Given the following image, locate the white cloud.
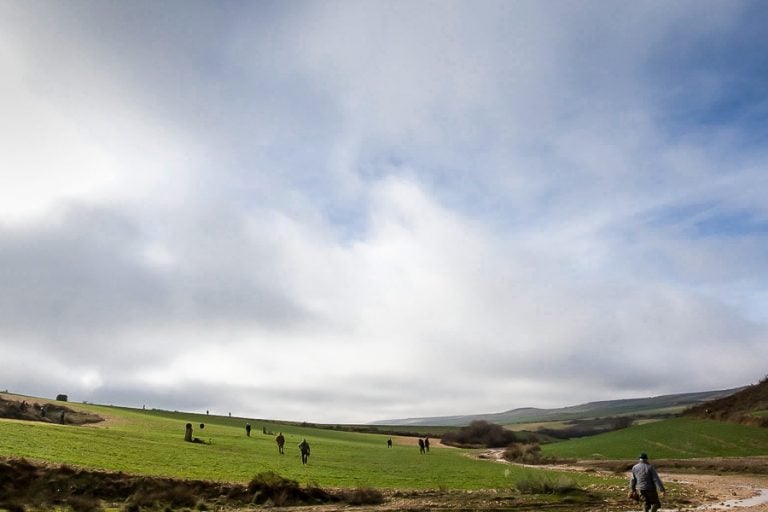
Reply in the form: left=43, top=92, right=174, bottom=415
left=0, top=1, right=766, bottom=423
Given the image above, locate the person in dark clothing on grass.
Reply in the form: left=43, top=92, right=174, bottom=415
left=298, top=439, right=310, bottom=464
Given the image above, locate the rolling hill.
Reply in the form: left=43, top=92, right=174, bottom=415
left=372, top=388, right=742, bottom=426
left=686, top=376, right=768, bottom=426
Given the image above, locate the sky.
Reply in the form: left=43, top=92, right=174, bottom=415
left=1, top=1, right=767, bottom=424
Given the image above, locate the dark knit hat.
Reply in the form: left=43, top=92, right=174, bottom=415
left=639, top=452, right=648, bottom=460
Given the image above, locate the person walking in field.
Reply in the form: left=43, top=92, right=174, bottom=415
left=424, top=436, right=430, bottom=452
left=630, top=452, right=665, bottom=512
left=418, top=438, right=425, bottom=454
left=245, top=423, right=251, bottom=437
left=276, top=432, right=285, bottom=454
left=298, top=438, right=310, bottom=464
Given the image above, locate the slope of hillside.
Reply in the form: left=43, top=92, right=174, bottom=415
left=373, top=388, right=742, bottom=426
left=686, top=376, right=768, bottom=426
left=541, top=417, right=768, bottom=460
left=0, top=395, right=103, bottom=425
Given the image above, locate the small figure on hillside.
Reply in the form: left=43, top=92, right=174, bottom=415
left=424, top=436, right=430, bottom=452
left=298, top=438, right=310, bottom=464
left=60, top=410, right=66, bottom=424
left=387, top=438, right=392, bottom=448
left=276, top=432, right=285, bottom=454
left=40, top=405, right=47, bottom=418
left=246, top=423, right=252, bottom=437
left=418, top=438, right=425, bottom=454
left=629, top=452, right=666, bottom=512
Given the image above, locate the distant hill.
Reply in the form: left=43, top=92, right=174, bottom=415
left=371, top=388, right=743, bottom=427
left=686, top=376, right=768, bottom=426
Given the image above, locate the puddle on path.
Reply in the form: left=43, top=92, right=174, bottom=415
left=695, top=488, right=768, bottom=510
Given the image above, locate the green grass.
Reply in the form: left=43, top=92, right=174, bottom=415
left=5, top=399, right=763, bottom=491
left=541, top=417, right=768, bottom=460
left=505, top=421, right=571, bottom=431
left=0, top=400, right=609, bottom=490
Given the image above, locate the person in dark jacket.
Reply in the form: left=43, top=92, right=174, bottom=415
left=630, top=452, right=665, bottom=512
left=298, top=439, right=310, bottom=464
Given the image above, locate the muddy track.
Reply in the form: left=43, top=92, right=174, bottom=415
left=477, top=449, right=768, bottom=511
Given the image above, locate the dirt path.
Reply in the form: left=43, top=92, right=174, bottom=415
left=477, top=449, right=768, bottom=511
left=669, top=473, right=768, bottom=511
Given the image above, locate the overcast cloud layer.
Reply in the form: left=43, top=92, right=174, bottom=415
left=1, top=1, right=767, bottom=423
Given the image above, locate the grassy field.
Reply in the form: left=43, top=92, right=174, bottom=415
left=504, top=420, right=571, bottom=432
left=0, top=396, right=609, bottom=490
left=4, top=393, right=766, bottom=494
left=541, top=417, right=768, bottom=460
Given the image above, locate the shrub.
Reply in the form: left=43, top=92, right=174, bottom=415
left=0, top=501, right=25, bottom=512
left=338, top=488, right=385, bottom=505
left=125, top=484, right=197, bottom=509
left=65, top=495, right=102, bottom=512
left=441, top=420, right=517, bottom=448
left=247, top=471, right=299, bottom=493
left=515, top=472, right=579, bottom=495
left=504, top=442, right=543, bottom=463
left=537, top=416, right=633, bottom=439
left=248, top=471, right=301, bottom=505
left=56, top=394, right=68, bottom=402
left=163, top=486, right=199, bottom=507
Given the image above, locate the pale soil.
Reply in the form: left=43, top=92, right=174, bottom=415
left=475, top=449, right=768, bottom=511
left=670, top=473, right=768, bottom=511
